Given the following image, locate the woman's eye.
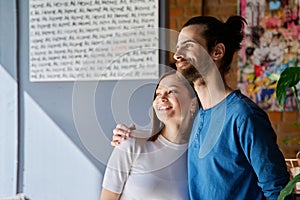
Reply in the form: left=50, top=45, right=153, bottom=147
left=168, top=90, right=176, bottom=95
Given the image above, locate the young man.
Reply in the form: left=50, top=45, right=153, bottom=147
left=112, top=16, right=291, bottom=199
left=174, top=15, right=290, bottom=200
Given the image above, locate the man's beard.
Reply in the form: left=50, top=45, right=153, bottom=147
left=176, top=63, right=205, bottom=86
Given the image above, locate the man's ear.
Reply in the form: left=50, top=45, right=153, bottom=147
left=211, top=43, right=225, bottom=61
left=190, top=97, right=198, bottom=111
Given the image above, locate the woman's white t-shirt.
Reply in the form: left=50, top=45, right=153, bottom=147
left=102, top=134, right=189, bottom=200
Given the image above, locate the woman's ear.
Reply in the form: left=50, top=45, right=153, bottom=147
left=211, top=43, right=225, bottom=61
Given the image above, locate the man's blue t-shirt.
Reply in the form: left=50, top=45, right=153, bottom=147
left=188, top=90, right=290, bottom=200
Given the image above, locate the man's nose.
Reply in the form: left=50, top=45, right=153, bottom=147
left=173, top=48, right=184, bottom=61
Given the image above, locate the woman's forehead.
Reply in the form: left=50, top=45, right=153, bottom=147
left=158, top=74, right=185, bottom=88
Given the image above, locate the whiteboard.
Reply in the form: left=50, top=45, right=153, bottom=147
left=29, top=0, right=159, bottom=82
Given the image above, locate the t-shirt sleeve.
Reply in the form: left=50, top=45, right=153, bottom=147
left=102, top=138, right=136, bottom=194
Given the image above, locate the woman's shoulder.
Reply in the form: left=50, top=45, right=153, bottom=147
left=116, top=129, right=152, bottom=152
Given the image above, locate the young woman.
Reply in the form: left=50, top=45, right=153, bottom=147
left=100, top=70, right=198, bottom=200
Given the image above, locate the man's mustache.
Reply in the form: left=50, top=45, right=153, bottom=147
left=170, top=62, right=177, bottom=70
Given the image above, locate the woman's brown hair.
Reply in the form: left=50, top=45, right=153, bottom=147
left=148, top=69, right=199, bottom=141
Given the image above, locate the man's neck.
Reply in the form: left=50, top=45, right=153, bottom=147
left=194, top=79, right=233, bottom=110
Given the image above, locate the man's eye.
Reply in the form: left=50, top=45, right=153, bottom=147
left=186, top=43, right=193, bottom=48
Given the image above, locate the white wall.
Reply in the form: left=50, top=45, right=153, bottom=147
left=0, top=65, right=18, bottom=195
left=0, top=0, right=18, bottom=196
